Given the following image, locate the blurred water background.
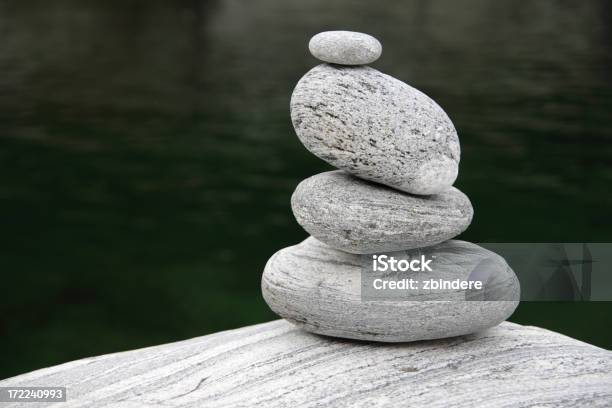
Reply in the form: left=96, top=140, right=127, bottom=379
left=1, top=0, right=611, bottom=378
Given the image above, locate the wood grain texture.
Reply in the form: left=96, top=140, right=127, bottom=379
left=2, top=320, right=611, bottom=407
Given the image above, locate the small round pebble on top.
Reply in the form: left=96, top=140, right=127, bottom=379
left=308, top=31, right=382, bottom=65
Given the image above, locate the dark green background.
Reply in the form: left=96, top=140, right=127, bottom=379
left=1, top=0, right=611, bottom=379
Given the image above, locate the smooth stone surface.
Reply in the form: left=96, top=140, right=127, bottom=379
left=291, top=171, right=473, bottom=254
left=262, top=237, right=520, bottom=342
left=3, top=320, right=611, bottom=407
left=291, top=64, right=460, bottom=195
left=308, top=30, right=382, bottom=65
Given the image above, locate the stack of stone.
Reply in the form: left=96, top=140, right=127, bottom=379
left=262, top=31, right=520, bottom=342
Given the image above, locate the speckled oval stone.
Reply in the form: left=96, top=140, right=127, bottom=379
left=308, top=31, right=382, bottom=65
left=291, top=64, right=460, bottom=195
left=262, top=237, right=520, bottom=342
left=291, top=171, right=473, bottom=254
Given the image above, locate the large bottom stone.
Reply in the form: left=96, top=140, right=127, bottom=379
left=262, top=237, right=520, bottom=342
left=4, top=320, right=611, bottom=407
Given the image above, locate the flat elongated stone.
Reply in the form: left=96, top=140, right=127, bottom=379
left=291, top=64, right=460, bottom=195
left=308, top=31, right=382, bottom=65
left=262, top=237, right=520, bottom=342
left=3, top=320, right=611, bottom=407
left=291, top=171, right=473, bottom=254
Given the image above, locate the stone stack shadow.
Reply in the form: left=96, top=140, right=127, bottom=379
left=262, top=31, right=520, bottom=342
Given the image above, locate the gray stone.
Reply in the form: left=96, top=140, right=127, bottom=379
left=291, top=64, right=460, bottom=195
left=262, top=237, right=520, bottom=342
left=291, top=170, right=473, bottom=254
left=308, top=30, right=382, bottom=65
left=3, top=320, right=611, bottom=407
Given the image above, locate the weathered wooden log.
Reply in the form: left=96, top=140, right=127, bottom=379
left=2, top=320, right=611, bottom=407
